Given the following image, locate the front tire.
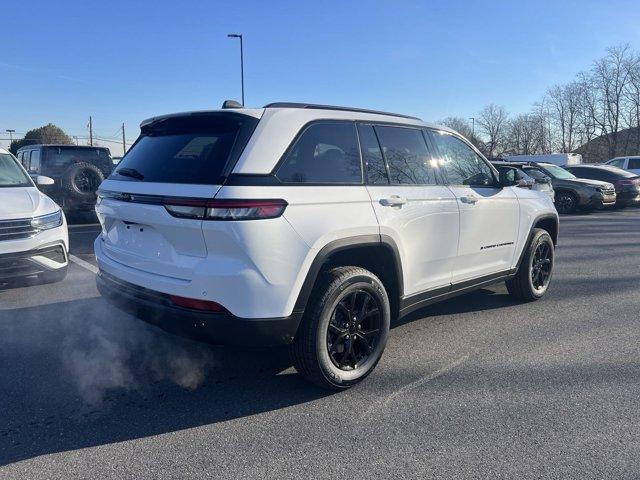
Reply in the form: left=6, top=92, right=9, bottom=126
left=291, top=266, right=390, bottom=390
left=506, top=229, right=554, bottom=301
left=555, top=191, right=578, bottom=214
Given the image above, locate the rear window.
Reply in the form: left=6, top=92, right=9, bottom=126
left=110, top=113, right=258, bottom=184
left=45, top=147, right=111, bottom=167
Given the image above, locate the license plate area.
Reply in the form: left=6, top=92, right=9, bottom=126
left=105, top=220, right=173, bottom=260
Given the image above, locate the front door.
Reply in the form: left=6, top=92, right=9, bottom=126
left=427, top=129, right=520, bottom=283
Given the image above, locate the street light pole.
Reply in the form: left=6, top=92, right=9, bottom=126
left=5, top=129, right=15, bottom=143
left=469, top=117, right=475, bottom=136
left=227, top=33, right=244, bottom=106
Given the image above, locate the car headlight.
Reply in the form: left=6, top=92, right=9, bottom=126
left=31, top=209, right=63, bottom=232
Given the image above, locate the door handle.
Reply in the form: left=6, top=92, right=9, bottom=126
left=380, top=195, right=407, bottom=207
left=460, top=195, right=479, bottom=204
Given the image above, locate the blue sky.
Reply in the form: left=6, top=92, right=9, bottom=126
left=2, top=0, right=640, bottom=155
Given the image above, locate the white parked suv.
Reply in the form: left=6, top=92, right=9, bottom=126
left=95, top=103, right=559, bottom=389
left=0, top=147, right=68, bottom=285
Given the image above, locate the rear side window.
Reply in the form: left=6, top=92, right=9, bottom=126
left=609, top=158, right=626, bottom=168
left=30, top=149, right=41, bottom=172
left=276, top=122, right=362, bottom=184
left=629, top=158, right=640, bottom=169
left=430, top=130, right=495, bottom=187
left=374, top=126, right=437, bottom=185
left=357, top=124, right=388, bottom=185
left=111, top=113, right=258, bottom=184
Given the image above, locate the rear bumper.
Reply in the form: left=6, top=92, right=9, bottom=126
left=0, top=242, right=68, bottom=280
left=96, top=271, right=301, bottom=347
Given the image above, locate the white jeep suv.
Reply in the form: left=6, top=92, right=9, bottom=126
left=95, top=103, right=558, bottom=389
left=0, top=147, right=68, bottom=285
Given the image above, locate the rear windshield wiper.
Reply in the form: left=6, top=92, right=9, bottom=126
left=116, top=167, right=144, bottom=181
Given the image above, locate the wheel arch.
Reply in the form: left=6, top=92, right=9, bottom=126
left=293, top=235, right=403, bottom=320
left=514, top=213, right=559, bottom=270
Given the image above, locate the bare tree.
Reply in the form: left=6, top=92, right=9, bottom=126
left=477, top=104, right=508, bottom=158
left=589, top=44, right=636, bottom=158
left=504, top=113, right=545, bottom=155
left=624, top=52, right=640, bottom=152
left=439, top=117, right=483, bottom=149
left=546, top=82, right=581, bottom=152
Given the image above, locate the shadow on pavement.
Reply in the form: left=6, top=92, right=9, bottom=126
left=0, top=283, right=525, bottom=466
left=0, top=298, right=327, bottom=466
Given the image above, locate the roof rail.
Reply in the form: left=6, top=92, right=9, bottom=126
left=263, top=102, right=421, bottom=121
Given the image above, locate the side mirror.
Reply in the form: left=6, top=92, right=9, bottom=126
left=35, top=175, right=55, bottom=186
left=517, top=178, right=535, bottom=189
left=497, top=166, right=518, bottom=187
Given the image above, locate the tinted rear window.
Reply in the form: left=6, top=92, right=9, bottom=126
left=45, top=147, right=110, bottom=167
left=110, top=113, right=258, bottom=184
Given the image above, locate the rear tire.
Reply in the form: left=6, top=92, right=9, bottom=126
left=290, top=266, right=390, bottom=390
left=506, top=229, right=554, bottom=301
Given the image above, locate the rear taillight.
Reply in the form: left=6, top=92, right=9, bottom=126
left=616, top=179, right=635, bottom=188
left=169, top=295, right=229, bottom=312
left=163, top=198, right=287, bottom=220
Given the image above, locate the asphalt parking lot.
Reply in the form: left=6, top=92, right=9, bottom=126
left=1, top=209, right=639, bottom=479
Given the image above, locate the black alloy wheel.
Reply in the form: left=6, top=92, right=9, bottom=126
left=530, top=241, right=552, bottom=292
left=555, top=192, right=577, bottom=214
left=326, top=289, right=382, bottom=371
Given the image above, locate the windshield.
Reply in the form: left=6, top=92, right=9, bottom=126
left=542, top=164, right=576, bottom=180
left=0, top=153, right=33, bottom=188
left=110, top=113, right=258, bottom=184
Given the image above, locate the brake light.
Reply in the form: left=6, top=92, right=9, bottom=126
left=169, top=295, right=229, bottom=312
left=163, top=198, right=287, bottom=220
left=616, top=179, right=635, bottom=188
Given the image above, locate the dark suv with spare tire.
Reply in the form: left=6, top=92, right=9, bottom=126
left=16, top=145, right=113, bottom=216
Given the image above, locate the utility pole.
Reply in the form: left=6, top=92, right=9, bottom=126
left=121, top=123, right=126, bottom=155
left=88, top=116, right=93, bottom=146
left=5, top=129, right=15, bottom=144
left=469, top=118, right=475, bottom=136
left=227, top=33, right=245, bottom=105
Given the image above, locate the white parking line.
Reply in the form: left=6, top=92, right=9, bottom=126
left=68, top=254, right=99, bottom=274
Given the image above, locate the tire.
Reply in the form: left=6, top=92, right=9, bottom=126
left=555, top=191, right=578, bottom=214
left=60, top=162, right=105, bottom=202
left=506, top=229, right=554, bottom=301
left=38, top=265, right=68, bottom=285
left=290, top=266, right=390, bottom=390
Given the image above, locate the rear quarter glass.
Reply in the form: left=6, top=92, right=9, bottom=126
left=110, top=112, right=259, bottom=185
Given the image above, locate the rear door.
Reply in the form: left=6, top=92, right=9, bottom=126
left=427, top=129, right=519, bottom=283
left=96, top=112, right=259, bottom=280
left=361, top=124, right=458, bottom=296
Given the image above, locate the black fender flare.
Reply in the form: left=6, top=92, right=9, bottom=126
left=514, top=213, right=559, bottom=271
left=292, top=234, right=403, bottom=314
